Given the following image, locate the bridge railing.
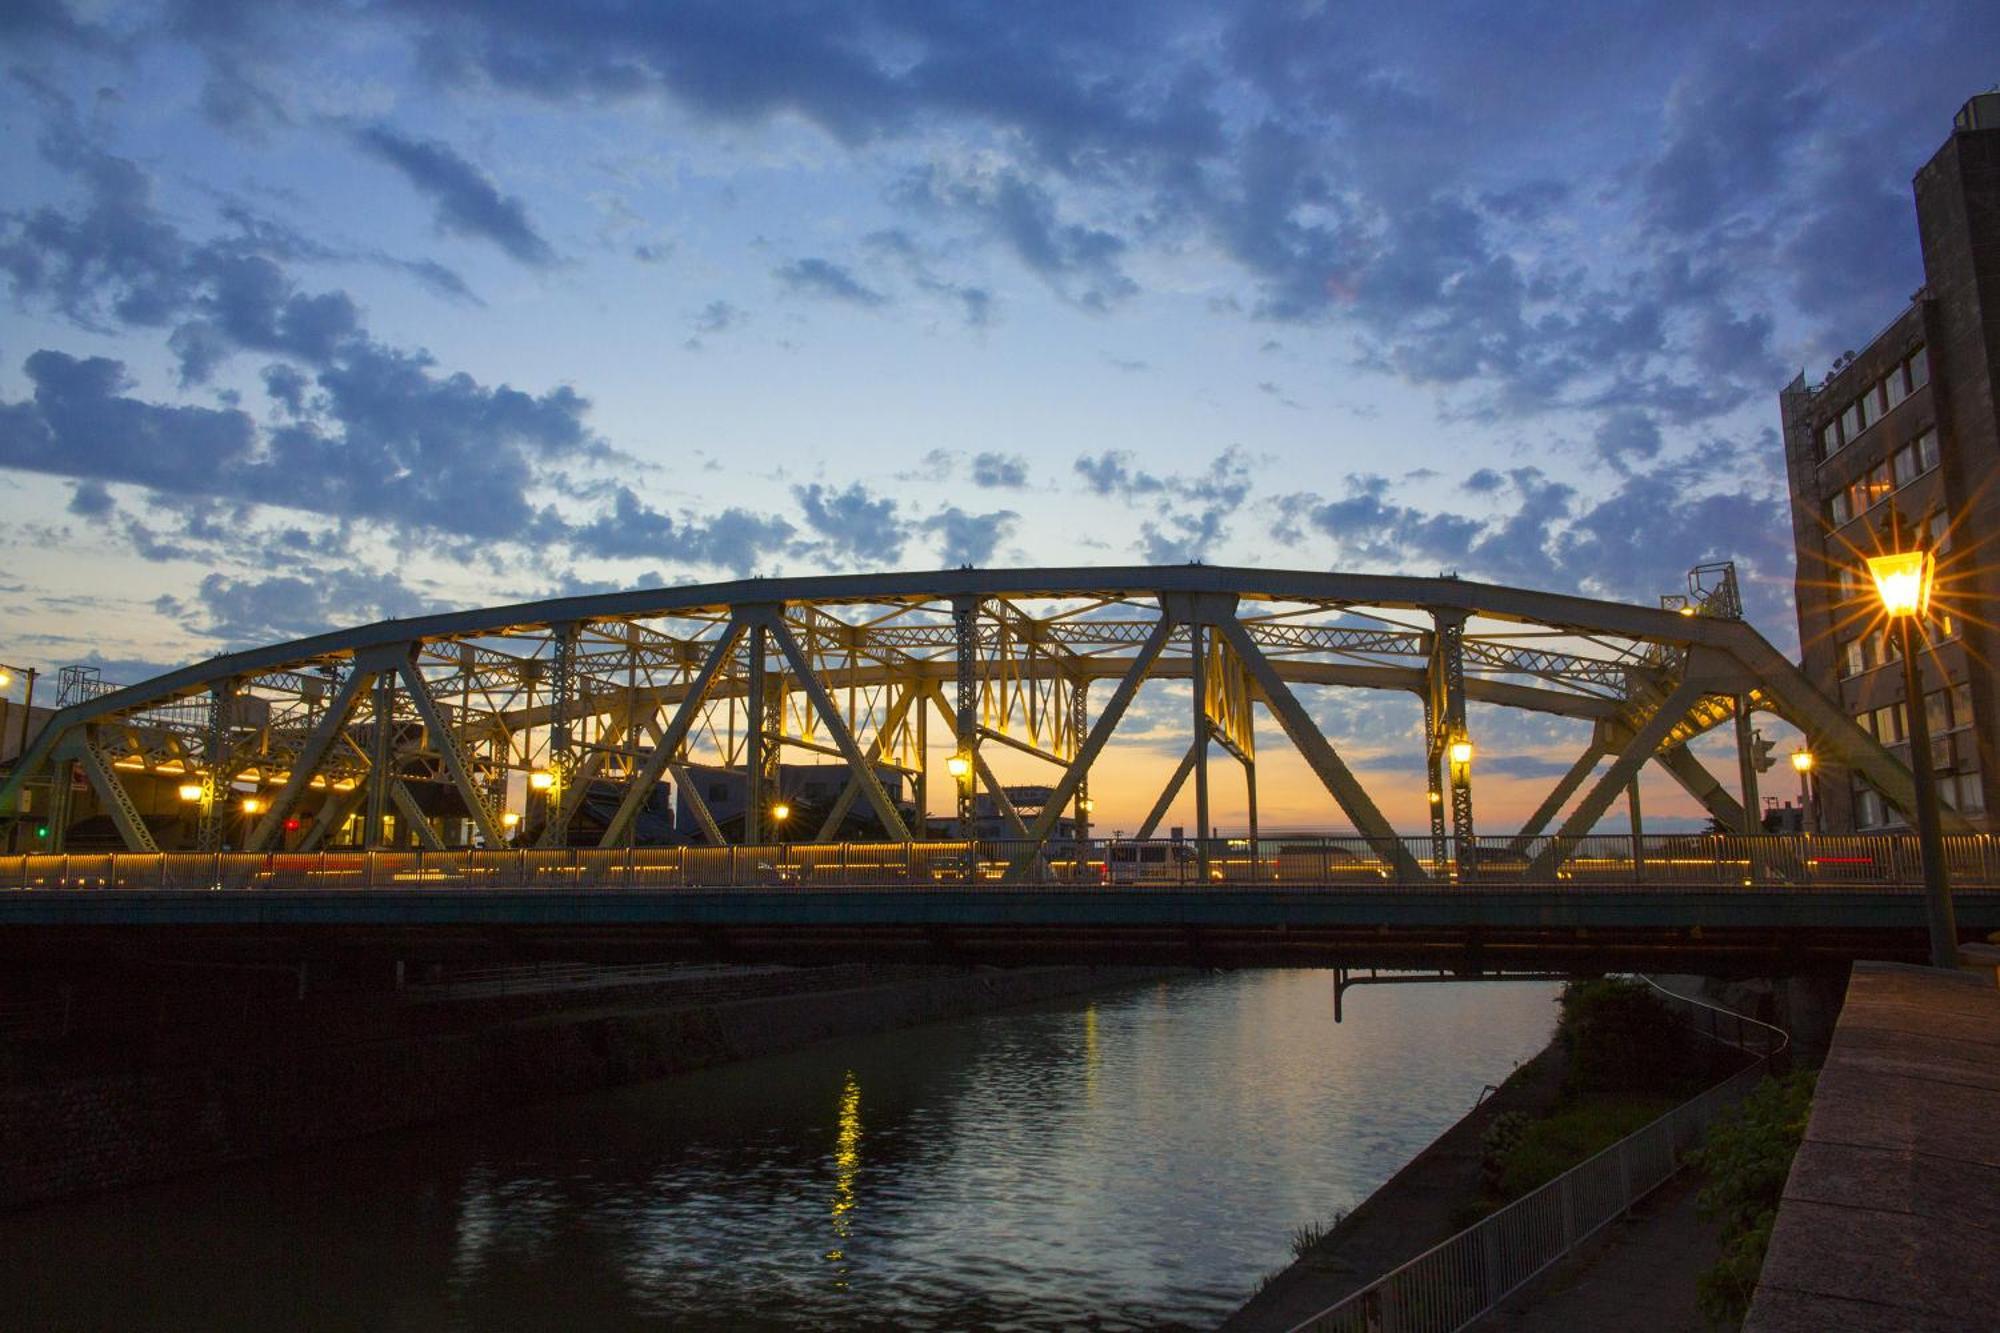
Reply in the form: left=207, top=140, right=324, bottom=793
left=1, top=833, right=1997, bottom=891
left=1284, top=978, right=1789, bottom=1333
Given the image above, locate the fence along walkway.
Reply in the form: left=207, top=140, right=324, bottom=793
left=1285, top=979, right=1789, bottom=1333
left=4, top=832, right=2000, bottom=891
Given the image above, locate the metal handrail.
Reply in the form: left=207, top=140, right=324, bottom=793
left=1284, top=980, right=1787, bottom=1333
left=0, top=832, right=1996, bottom=892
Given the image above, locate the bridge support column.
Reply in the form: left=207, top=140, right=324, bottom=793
left=197, top=682, right=234, bottom=853
left=1628, top=777, right=1644, bottom=882
left=1432, top=610, right=1475, bottom=880
left=953, top=596, right=979, bottom=839
left=1070, top=681, right=1090, bottom=859
left=745, top=623, right=767, bottom=845
left=363, top=671, right=397, bottom=849
left=1190, top=620, right=1211, bottom=880
left=1734, top=697, right=1762, bottom=835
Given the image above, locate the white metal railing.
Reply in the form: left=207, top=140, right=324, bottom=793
left=0, top=833, right=1995, bottom=892
left=1285, top=980, right=1788, bottom=1333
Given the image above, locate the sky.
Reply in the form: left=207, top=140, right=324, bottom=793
left=1, top=1, right=1994, bottom=830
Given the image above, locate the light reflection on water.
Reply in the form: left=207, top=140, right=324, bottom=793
left=0, top=970, right=1556, bottom=1331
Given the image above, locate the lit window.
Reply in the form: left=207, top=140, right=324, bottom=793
left=1873, top=703, right=1904, bottom=743
left=1855, top=709, right=1875, bottom=739
left=1909, top=347, right=1930, bottom=391
left=1865, top=462, right=1894, bottom=508
left=1916, top=428, right=1940, bottom=473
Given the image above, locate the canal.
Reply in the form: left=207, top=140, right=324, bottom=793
left=2, top=970, right=1557, bottom=1330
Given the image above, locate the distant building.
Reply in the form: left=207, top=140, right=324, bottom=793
left=971, top=784, right=1076, bottom=841
left=1779, top=93, right=2000, bottom=832
left=676, top=761, right=914, bottom=840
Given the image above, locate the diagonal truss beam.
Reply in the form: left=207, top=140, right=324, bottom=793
left=1136, top=740, right=1200, bottom=840
left=760, top=611, right=912, bottom=842
left=70, top=735, right=159, bottom=853
left=598, top=622, right=745, bottom=848
left=1215, top=615, right=1425, bottom=882
left=1653, top=743, right=1746, bottom=832
left=301, top=784, right=367, bottom=851
left=813, top=683, right=921, bottom=841
left=1505, top=743, right=1605, bottom=853
left=390, top=779, right=446, bottom=851
left=973, top=749, right=1031, bottom=838
left=1524, top=676, right=1707, bottom=880
left=537, top=695, right=643, bottom=849
left=669, top=762, right=724, bottom=845
left=1003, top=612, right=1175, bottom=881
left=396, top=653, right=505, bottom=850
left=247, top=654, right=388, bottom=852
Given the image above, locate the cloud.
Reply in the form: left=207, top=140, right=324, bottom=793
left=352, top=126, right=558, bottom=267
left=685, top=298, right=744, bottom=349
left=66, top=478, right=114, bottom=517
left=773, top=256, right=886, bottom=307
left=566, top=486, right=792, bottom=575
left=162, top=567, right=457, bottom=645
left=970, top=451, right=1029, bottom=488
left=792, top=481, right=906, bottom=563
left=924, top=506, right=1017, bottom=565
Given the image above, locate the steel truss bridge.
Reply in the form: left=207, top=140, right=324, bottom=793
left=1, top=565, right=1993, bottom=971
left=0, top=564, right=1973, bottom=873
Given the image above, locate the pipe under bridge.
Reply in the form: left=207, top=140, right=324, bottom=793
left=0, top=564, right=1968, bottom=884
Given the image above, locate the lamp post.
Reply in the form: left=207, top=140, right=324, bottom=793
left=1865, top=527, right=1957, bottom=968
left=1790, top=749, right=1814, bottom=835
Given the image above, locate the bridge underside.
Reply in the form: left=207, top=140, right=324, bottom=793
left=4, top=888, right=1992, bottom=977
left=0, top=564, right=1967, bottom=880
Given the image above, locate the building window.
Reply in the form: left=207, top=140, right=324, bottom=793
left=1841, top=638, right=1864, bottom=677
left=1916, top=427, right=1939, bottom=473
left=1864, top=461, right=1894, bottom=509
left=1951, top=682, right=1974, bottom=731
left=1928, top=509, right=1951, bottom=553
left=1908, top=346, right=1930, bottom=390
left=1884, top=361, right=1910, bottom=411
left=1893, top=443, right=1919, bottom=487
left=1829, top=490, right=1851, bottom=525
left=1854, top=786, right=1887, bottom=828
left=1872, top=702, right=1906, bottom=744
left=1955, top=772, right=1986, bottom=814
left=1855, top=709, right=1875, bottom=739
left=1842, top=400, right=1865, bottom=441
left=1927, top=689, right=1952, bottom=737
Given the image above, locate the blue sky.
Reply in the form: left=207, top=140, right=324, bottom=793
left=0, top=0, right=1993, bottom=687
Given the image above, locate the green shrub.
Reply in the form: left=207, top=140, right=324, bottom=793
left=1491, top=1095, right=1676, bottom=1200
left=1556, top=978, right=1699, bottom=1097
left=1688, top=1070, right=1816, bottom=1325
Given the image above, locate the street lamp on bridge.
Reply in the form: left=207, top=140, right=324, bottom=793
left=1865, top=517, right=1957, bottom=968
left=1790, top=748, right=1815, bottom=836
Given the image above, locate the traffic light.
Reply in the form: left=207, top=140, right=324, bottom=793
left=1751, top=730, right=1777, bottom=773
left=33, top=824, right=48, bottom=839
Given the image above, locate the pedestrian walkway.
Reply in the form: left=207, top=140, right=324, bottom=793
left=1746, top=961, right=2000, bottom=1330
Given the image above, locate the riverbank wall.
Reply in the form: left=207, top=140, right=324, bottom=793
left=0, top=963, right=1170, bottom=1211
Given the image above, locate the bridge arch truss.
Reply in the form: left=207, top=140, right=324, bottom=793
left=0, top=565, right=1961, bottom=878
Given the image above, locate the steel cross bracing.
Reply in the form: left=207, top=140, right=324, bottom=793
left=0, top=565, right=1968, bottom=866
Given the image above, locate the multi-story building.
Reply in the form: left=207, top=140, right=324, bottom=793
left=1780, top=92, right=2000, bottom=832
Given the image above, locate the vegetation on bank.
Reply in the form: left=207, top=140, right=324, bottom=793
left=1687, top=1069, right=1817, bottom=1325
left=1463, top=978, right=1722, bottom=1222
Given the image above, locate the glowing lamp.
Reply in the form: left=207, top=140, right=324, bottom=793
left=771, top=802, right=791, bottom=822
left=241, top=797, right=264, bottom=815
left=1078, top=797, right=1094, bottom=813
left=1790, top=749, right=1814, bottom=774
left=1678, top=605, right=1696, bottom=617
left=1866, top=549, right=1935, bottom=618
left=0, top=671, right=9, bottom=687
left=1448, top=740, right=1474, bottom=766
left=528, top=769, right=556, bottom=791
left=501, top=811, right=521, bottom=829
left=178, top=782, right=204, bottom=802
left=945, top=754, right=971, bottom=780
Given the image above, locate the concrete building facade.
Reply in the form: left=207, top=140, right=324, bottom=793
left=1780, top=93, right=2000, bottom=832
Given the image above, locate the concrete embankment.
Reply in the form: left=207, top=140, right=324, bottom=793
left=0, top=963, right=1170, bottom=1210
left=1222, top=1042, right=1570, bottom=1332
